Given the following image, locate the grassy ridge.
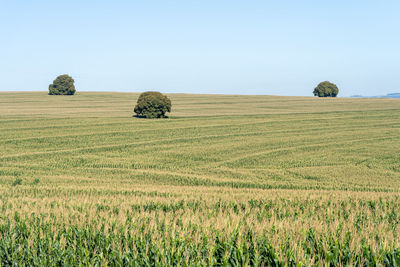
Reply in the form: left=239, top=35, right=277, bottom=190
left=0, top=92, right=400, bottom=265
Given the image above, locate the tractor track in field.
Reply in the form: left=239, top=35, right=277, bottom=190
left=202, top=135, right=400, bottom=168
left=1, top=129, right=399, bottom=163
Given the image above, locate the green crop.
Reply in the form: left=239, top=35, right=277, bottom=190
left=0, top=92, right=400, bottom=265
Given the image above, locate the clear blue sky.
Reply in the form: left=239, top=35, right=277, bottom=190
left=1, top=1, right=399, bottom=96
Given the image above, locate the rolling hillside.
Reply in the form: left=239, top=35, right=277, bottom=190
left=1, top=92, right=400, bottom=265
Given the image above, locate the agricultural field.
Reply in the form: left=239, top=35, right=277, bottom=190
left=0, top=92, right=400, bottom=265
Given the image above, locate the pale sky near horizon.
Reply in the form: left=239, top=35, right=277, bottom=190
left=1, top=1, right=399, bottom=96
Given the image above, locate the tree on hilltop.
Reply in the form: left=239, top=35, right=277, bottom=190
left=313, top=81, right=338, bottom=97
left=49, top=74, right=76, bottom=95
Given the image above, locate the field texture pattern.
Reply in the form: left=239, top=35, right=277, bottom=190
left=0, top=92, right=400, bottom=266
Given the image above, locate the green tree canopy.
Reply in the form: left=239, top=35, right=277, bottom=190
left=313, top=81, right=339, bottom=97
left=48, top=75, right=76, bottom=95
left=134, top=91, right=172, bottom=118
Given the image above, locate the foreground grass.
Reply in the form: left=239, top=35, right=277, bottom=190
left=0, top=92, right=400, bottom=265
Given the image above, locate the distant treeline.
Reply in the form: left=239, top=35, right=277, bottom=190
left=351, top=93, right=400, bottom=98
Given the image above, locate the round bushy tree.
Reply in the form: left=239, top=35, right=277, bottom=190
left=134, top=91, right=172, bottom=118
left=48, top=74, right=76, bottom=95
left=313, top=81, right=338, bottom=97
